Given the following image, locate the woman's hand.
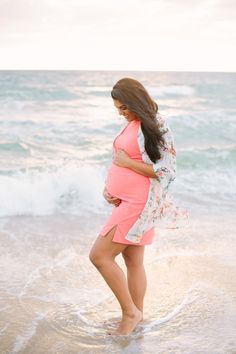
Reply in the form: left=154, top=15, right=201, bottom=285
left=103, top=186, right=121, bottom=207
left=113, top=149, right=132, bottom=168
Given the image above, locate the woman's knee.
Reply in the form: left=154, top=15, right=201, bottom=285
left=122, top=250, right=144, bottom=268
left=89, top=248, right=102, bottom=267
left=89, top=247, right=114, bottom=269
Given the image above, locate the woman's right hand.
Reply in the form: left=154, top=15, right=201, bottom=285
left=103, top=186, right=121, bottom=207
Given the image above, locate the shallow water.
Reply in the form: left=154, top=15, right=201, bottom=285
left=0, top=213, right=236, bottom=353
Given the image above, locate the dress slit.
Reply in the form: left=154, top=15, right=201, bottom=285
left=100, top=224, right=118, bottom=241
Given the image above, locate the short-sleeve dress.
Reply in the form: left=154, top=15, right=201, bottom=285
left=99, top=119, right=155, bottom=245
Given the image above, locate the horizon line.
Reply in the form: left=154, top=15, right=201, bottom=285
left=0, top=69, right=235, bottom=74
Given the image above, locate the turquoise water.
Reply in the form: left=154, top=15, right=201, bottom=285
left=0, top=70, right=235, bottom=217
left=0, top=71, right=236, bottom=353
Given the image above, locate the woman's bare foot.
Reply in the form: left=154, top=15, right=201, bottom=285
left=108, top=307, right=142, bottom=335
left=103, top=313, right=144, bottom=328
left=115, top=313, right=144, bottom=325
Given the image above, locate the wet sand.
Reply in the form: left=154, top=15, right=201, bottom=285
left=0, top=213, right=236, bottom=353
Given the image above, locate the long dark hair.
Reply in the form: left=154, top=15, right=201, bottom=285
left=111, top=77, right=167, bottom=163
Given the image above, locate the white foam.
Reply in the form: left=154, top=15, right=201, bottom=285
left=140, top=292, right=197, bottom=334
left=148, top=85, right=195, bottom=97
left=0, top=163, right=106, bottom=217
left=12, top=312, right=47, bottom=353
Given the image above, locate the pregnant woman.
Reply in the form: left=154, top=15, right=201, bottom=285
left=89, top=77, right=177, bottom=335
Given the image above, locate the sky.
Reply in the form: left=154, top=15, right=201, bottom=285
left=0, top=0, right=235, bottom=71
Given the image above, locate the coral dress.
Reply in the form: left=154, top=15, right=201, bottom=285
left=99, top=119, right=154, bottom=245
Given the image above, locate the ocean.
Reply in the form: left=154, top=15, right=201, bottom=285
left=0, top=70, right=235, bottom=353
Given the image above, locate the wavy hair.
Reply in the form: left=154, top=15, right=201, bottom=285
left=111, top=77, right=166, bottom=163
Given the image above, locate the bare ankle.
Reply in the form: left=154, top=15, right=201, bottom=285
left=123, top=311, right=135, bottom=318
left=122, top=305, right=141, bottom=318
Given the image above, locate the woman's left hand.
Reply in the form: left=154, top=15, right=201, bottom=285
left=113, top=149, right=132, bottom=168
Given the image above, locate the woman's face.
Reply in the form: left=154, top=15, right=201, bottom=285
left=113, top=99, right=138, bottom=122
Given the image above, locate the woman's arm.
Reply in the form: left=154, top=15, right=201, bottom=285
left=128, top=159, right=156, bottom=178
left=113, top=149, right=157, bottom=178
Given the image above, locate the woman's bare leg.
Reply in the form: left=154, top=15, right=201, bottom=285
left=122, top=245, right=146, bottom=314
left=89, top=226, right=142, bottom=335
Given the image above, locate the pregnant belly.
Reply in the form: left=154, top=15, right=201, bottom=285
left=106, top=163, right=150, bottom=202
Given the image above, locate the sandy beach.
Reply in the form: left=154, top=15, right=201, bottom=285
left=0, top=212, right=236, bottom=353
